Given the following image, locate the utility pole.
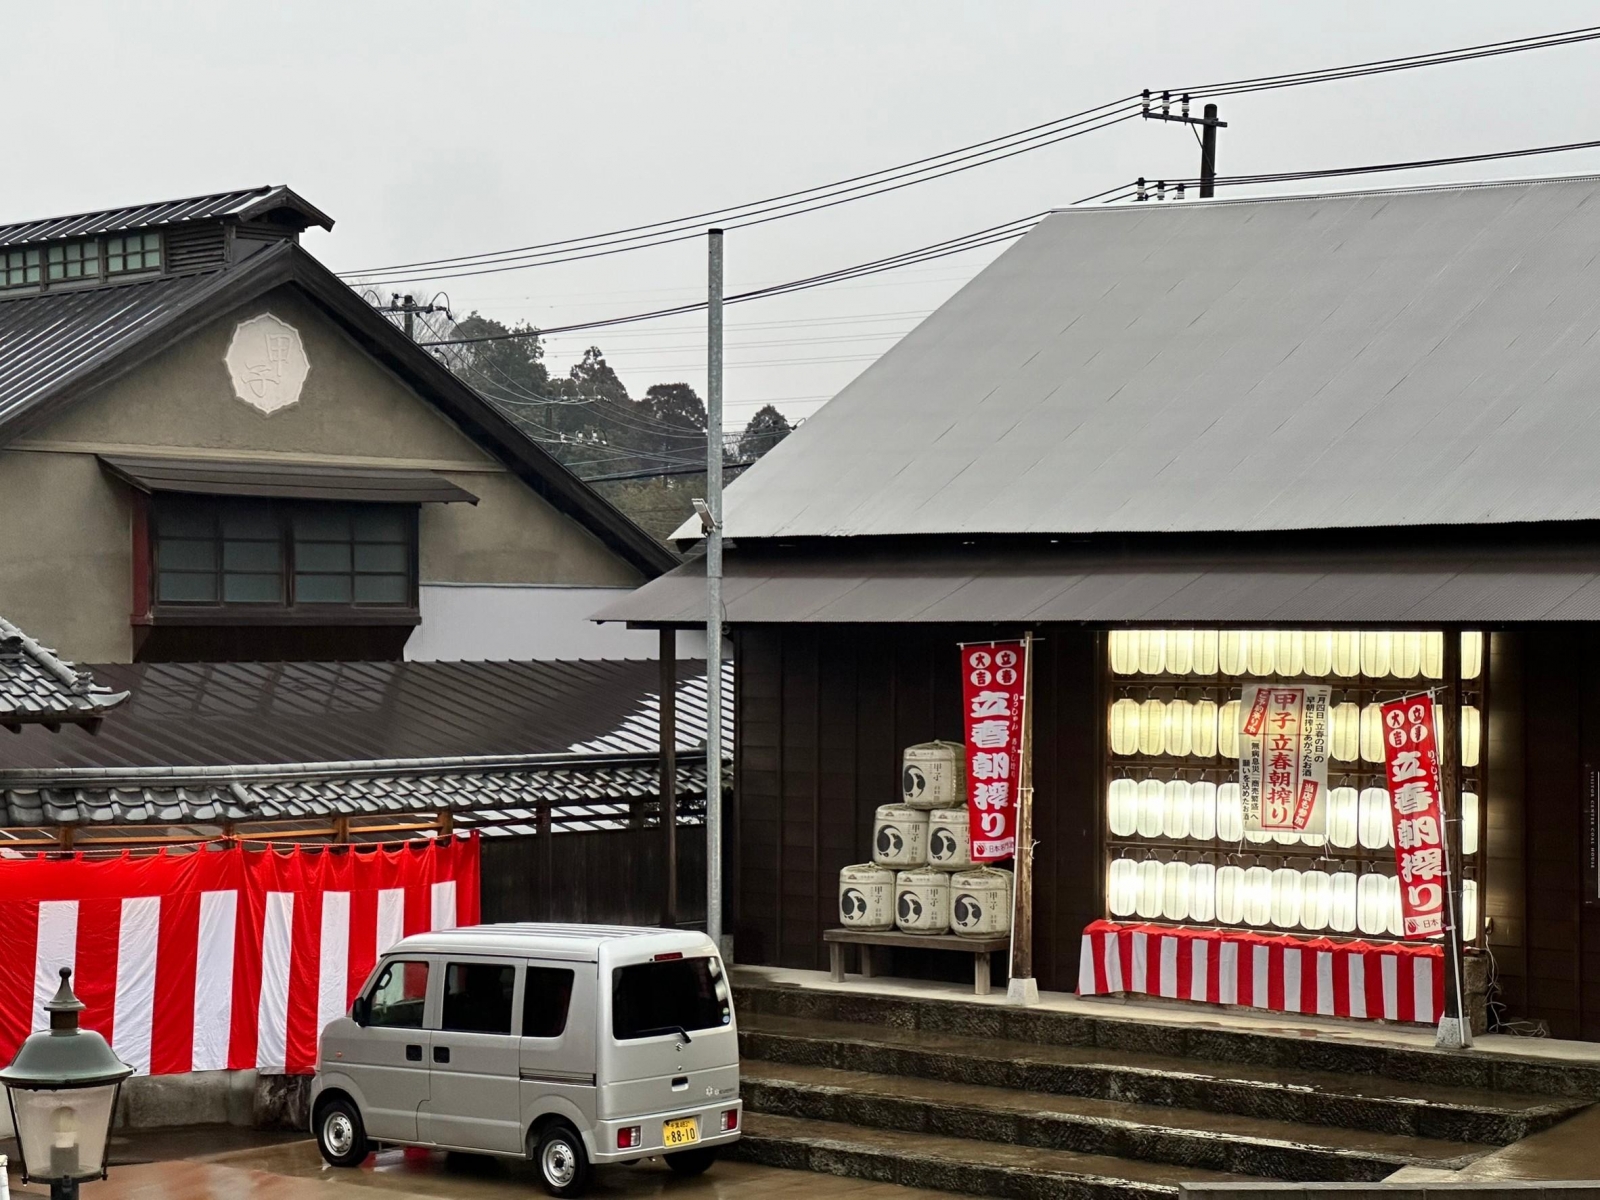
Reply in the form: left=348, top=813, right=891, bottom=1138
left=1140, top=91, right=1228, bottom=198
left=704, top=228, right=727, bottom=957
left=377, top=293, right=450, bottom=339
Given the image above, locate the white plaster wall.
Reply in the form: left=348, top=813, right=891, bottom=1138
left=407, top=583, right=707, bottom=661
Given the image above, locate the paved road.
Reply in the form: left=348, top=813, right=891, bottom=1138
left=7, top=1137, right=954, bottom=1199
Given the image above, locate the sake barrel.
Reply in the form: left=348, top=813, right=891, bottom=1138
left=949, top=867, right=1013, bottom=937
left=872, top=804, right=928, bottom=868
left=926, top=808, right=973, bottom=870
left=894, top=868, right=950, bottom=934
left=838, top=864, right=895, bottom=931
left=901, top=740, right=967, bottom=810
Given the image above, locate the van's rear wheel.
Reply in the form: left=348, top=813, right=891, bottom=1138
left=316, top=1097, right=369, bottom=1168
left=534, top=1122, right=592, bottom=1197
left=665, top=1146, right=718, bottom=1176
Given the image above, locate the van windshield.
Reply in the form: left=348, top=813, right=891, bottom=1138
left=611, top=957, right=730, bottom=1041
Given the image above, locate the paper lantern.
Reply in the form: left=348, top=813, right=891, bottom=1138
left=1165, top=630, right=1195, bottom=676
left=1217, top=783, right=1243, bottom=841
left=1421, top=632, right=1445, bottom=680
left=1108, top=857, right=1139, bottom=917
left=1109, top=631, right=1137, bottom=675
left=1188, top=861, right=1217, bottom=922
left=1331, top=632, right=1362, bottom=678
left=1357, top=872, right=1389, bottom=936
left=1391, top=632, right=1423, bottom=679
left=1273, top=631, right=1305, bottom=678
left=1215, top=864, right=1246, bottom=924
left=1243, top=866, right=1274, bottom=926
left=1462, top=632, right=1484, bottom=681
left=1191, top=700, right=1219, bottom=757
left=1327, top=787, right=1358, bottom=848
left=1300, top=870, right=1332, bottom=931
left=1193, top=630, right=1220, bottom=675
left=1161, top=860, right=1192, bottom=921
left=1219, top=701, right=1242, bottom=758
left=1163, top=700, right=1194, bottom=757
left=1271, top=830, right=1300, bottom=847
left=1462, top=791, right=1479, bottom=856
left=1136, top=779, right=1165, bottom=838
left=1330, top=702, right=1361, bottom=762
left=1107, top=778, right=1138, bottom=837
left=1244, top=826, right=1272, bottom=845
left=1303, top=631, right=1334, bottom=677
left=1135, top=859, right=1163, bottom=919
left=1270, top=867, right=1303, bottom=929
left=1109, top=699, right=1141, bottom=756
left=1359, top=787, right=1394, bottom=849
left=1360, top=703, right=1386, bottom=763
left=1246, top=631, right=1276, bottom=677
left=1361, top=632, right=1393, bottom=679
left=1162, top=779, right=1192, bottom=840
left=1297, top=824, right=1325, bottom=848
left=1462, top=879, right=1480, bottom=942
left=1461, top=706, right=1481, bottom=768
left=1189, top=781, right=1218, bottom=841
left=1138, top=631, right=1166, bottom=675
left=1139, top=698, right=1166, bottom=756
left=1326, top=872, right=1357, bottom=933
left=1386, top=875, right=1405, bottom=938
left=1218, top=631, right=1247, bottom=676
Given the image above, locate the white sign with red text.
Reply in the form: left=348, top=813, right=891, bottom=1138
left=1239, top=684, right=1331, bottom=836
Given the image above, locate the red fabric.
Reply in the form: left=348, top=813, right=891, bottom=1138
left=1078, top=919, right=1445, bottom=1025
left=0, top=835, right=479, bottom=1076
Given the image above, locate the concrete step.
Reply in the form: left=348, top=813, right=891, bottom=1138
left=737, top=1111, right=1262, bottom=1200
left=741, top=1060, right=1492, bottom=1183
left=739, top=1013, right=1585, bottom=1146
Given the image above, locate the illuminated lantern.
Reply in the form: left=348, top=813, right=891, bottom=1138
left=1359, top=703, right=1386, bottom=763
left=1161, top=860, right=1192, bottom=921
left=1162, top=779, right=1192, bottom=840
left=1303, top=631, right=1334, bottom=677
left=1107, top=778, right=1138, bottom=837
left=1189, top=861, right=1217, bottom=922
left=1273, top=631, right=1305, bottom=678
left=1270, top=867, right=1303, bottom=929
left=1271, top=830, right=1300, bottom=847
left=1244, top=826, right=1273, bottom=845
left=1138, top=631, right=1166, bottom=675
left=1243, top=866, right=1274, bottom=926
left=1165, top=630, right=1195, bottom=676
left=1219, top=701, right=1242, bottom=758
left=1421, top=632, right=1445, bottom=680
left=1462, top=632, right=1484, bottom=680
left=1216, top=783, right=1243, bottom=841
left=1361, top=632, right=1393, bottom=678
left=1462, top=791, right=1479, bottom=856
left=1329, top=872, right=1359, bottom=933
left=1391, top=632, right=1423, bottom=679
left=1193, top=630, right=1220, bottom=675
left=1327, top=787, right=1358, bottom=848
left=1136, top=779, right=1164, bottom=838
left=1191, top=700, right=1219, bottom=757
left=1135, top=859, right=1163, bottom=919
left=1330, top=702, right=1361, bottom=762
left=1332, top=631, right=1362, bottom=677
left=1108, top=857, right=1139, bottom=917
left=1218, top=631, right=1247, bottom=676
left=1109, top=631, right=1137, bottom=675
left=1356, top=872, right=1389, bottom=936
left=1189, top=781, right=1218, bottom=841
left=1215, top=864, right=1246, bottom=924
left=1163, top=700, right=1194, bottom=757
left=1358, top=787, right=1393, bottom=849
left=1462, top=706, right=1481, bottom=768
left=1300, top=870, right=1332, bottom=931
left=1462, top=879, right=1480, bottom=942
left=1110, top=698, right=1141, bottom=756
left=1139, top=699, right=1166, bottom=756
left=1246, top=631, right=1276, bottom=677
left=1386, top=875, right=1405, bottom=938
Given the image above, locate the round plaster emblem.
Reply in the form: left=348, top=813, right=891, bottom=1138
left=225, top=313, right=310, bottom=415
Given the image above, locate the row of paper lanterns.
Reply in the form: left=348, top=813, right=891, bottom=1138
left=1106, top=857, right=1479, bottom=939
left=1107, top=778, right=1479, bottom=854
left=1108, top=697, right=1481, bottom=767
left=1109, top=630, right=1484, bottom=681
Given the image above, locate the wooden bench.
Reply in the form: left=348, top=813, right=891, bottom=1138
left=823, top=927, right=1010, bottom=996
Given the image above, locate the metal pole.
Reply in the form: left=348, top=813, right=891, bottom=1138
left=1006, top=631, right=1039, bottom=1005
left=1436, top=633, right=1474, bottom=1048
left=660, top=629, right=678, bottom=926
left=706, top=228, right=726, bottom=955
left=1199, top=104, right=1220, bottom=198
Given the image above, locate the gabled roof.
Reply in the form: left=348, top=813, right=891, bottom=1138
left=698, top=174, right=1600, bottom=542
left=0, top=615, right=127, bottom=732
left=0, top=185, right=333, bottom=246
left=0, top=239, right=675, bottom=575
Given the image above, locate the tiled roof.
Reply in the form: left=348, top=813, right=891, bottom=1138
left=0, top=185, right=333, bottom=245
left=0, top=615, right=127, bottom=731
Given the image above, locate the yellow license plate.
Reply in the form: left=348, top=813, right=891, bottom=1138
left=663, top=1117, right=699, bottom=1147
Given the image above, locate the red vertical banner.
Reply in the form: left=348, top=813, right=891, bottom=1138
left=962, top=640, right=1027, bottom=862
left=1380, top=695, right=1447, bottom=939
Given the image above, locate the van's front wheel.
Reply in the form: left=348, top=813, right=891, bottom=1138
left=665, top=1146, right=718, bottom=1176
left=316, top=1097, right=369, bottom=1168
left=533, top=1122, right=592, bottom=1197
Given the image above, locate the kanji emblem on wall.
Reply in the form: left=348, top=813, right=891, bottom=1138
left=225, top=313, right=310, bottom=415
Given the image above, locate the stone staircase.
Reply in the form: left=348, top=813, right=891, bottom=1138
left=731, top=979, right=1600, bottom=1199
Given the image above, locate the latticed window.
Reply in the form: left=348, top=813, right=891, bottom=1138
left=106, top=231, right=161, bottom=274
left=1, top=248, right=41, bottom=288
left=46, top=239, right=101, bottom=282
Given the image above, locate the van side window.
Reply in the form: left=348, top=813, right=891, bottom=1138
left=522, top=966, right=575, bottom=1038
left=442, top=962, right=515, bottom=1035
left=368, top=960, right=429, bottom=1029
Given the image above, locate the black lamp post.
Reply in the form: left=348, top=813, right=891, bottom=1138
left=0, top=968, right=133, bottom=1200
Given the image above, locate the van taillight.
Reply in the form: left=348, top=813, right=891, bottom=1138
left=720, top=1109, right=739, bottom=1132
left=653, top=952, right=684, bottom=961
left=617, top=1126, right=641, bottom=1149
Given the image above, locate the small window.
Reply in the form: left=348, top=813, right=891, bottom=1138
left=46, top=239, right=100, bottom=282
left=442, top=962, right=515, bottom=1035
left=522, top=966, right=575, bottom=1038
left=368, top=959, right=429, bottom=1029
left=1, top=248, right=40, bottom=288
left=106, top=231, right=161, bottom=274
left=612, top=957, right=730, bottom=1041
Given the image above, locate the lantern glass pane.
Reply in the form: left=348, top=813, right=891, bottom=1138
left=8, top=1083, right=118, bottom=1181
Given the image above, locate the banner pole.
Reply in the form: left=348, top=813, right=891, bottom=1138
left=1436, top=633, right=1474, bottom=1048
left=1007, top=630, right=1039, bottom=1005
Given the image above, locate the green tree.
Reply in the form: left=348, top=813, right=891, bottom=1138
left=736, top=403, right=793, bottom=462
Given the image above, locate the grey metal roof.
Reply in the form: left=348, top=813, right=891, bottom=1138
left=595, top=533, right=1600, bottom=625
left=0, top=185, right=333, bottom=245
left=99, top=454, right=480, bottom=505
left=0, top=615, right=127, bottom=731
left=701, top=175, right=1600, bottom=541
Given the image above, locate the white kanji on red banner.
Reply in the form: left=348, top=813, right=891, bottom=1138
left=962, top=641, right=1027, bottom=861
left=1381, top=695, right=1448, bottom=939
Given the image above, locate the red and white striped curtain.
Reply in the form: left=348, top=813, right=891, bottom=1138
left=0, top=835, right=480, bottom=1077
left=1078, top=919, right=1444, bottom=1024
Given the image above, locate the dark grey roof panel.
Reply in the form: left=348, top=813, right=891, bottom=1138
left=0, top=615, right=127, bottom=729
left=704, top=176, right=1600, bottom=541
left=0, top=185, right=333, bottom=245
left=99, top=454, right=479, bottom=505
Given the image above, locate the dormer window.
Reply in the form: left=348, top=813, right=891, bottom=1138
left=1, top=248, right=41, bottom=288
left=47, top=239, right=100, bottom=282
left=106, top=232, right=161, bottom=275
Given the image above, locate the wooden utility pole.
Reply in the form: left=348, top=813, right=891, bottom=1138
left=660, top=629, right=678, bottom=926
left=1007, top=631, right=1039, bottom=1004
left=1140, top=92, right=1228, bottom=198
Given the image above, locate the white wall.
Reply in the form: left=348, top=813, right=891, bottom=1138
left=407, top=583, right=706, bottom=662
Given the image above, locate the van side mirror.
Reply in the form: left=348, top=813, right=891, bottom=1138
left=351, top=996, right=371, bottom=1027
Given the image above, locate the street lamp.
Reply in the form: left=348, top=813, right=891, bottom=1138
left=0, top=968, right=132, bottom=1200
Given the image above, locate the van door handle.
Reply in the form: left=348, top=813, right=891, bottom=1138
left=405, top=1044, right=422, bottom=1061
left=433, top=1045, right=450, bottom=1064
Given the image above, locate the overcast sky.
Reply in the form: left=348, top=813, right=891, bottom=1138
left=9, top=2, right=1600, bottom=428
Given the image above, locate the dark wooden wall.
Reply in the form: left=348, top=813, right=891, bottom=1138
left=732, top=624, right=1101, bottom=992
left=480, top=827, right=706, bottom=928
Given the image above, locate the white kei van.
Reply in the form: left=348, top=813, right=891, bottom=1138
left=310, top=923, right=741, bottom=1197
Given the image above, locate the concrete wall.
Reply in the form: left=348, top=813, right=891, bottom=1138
left=408, top=584, right=707, bottom=661
left=0, top=284, right=642, bottom=662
